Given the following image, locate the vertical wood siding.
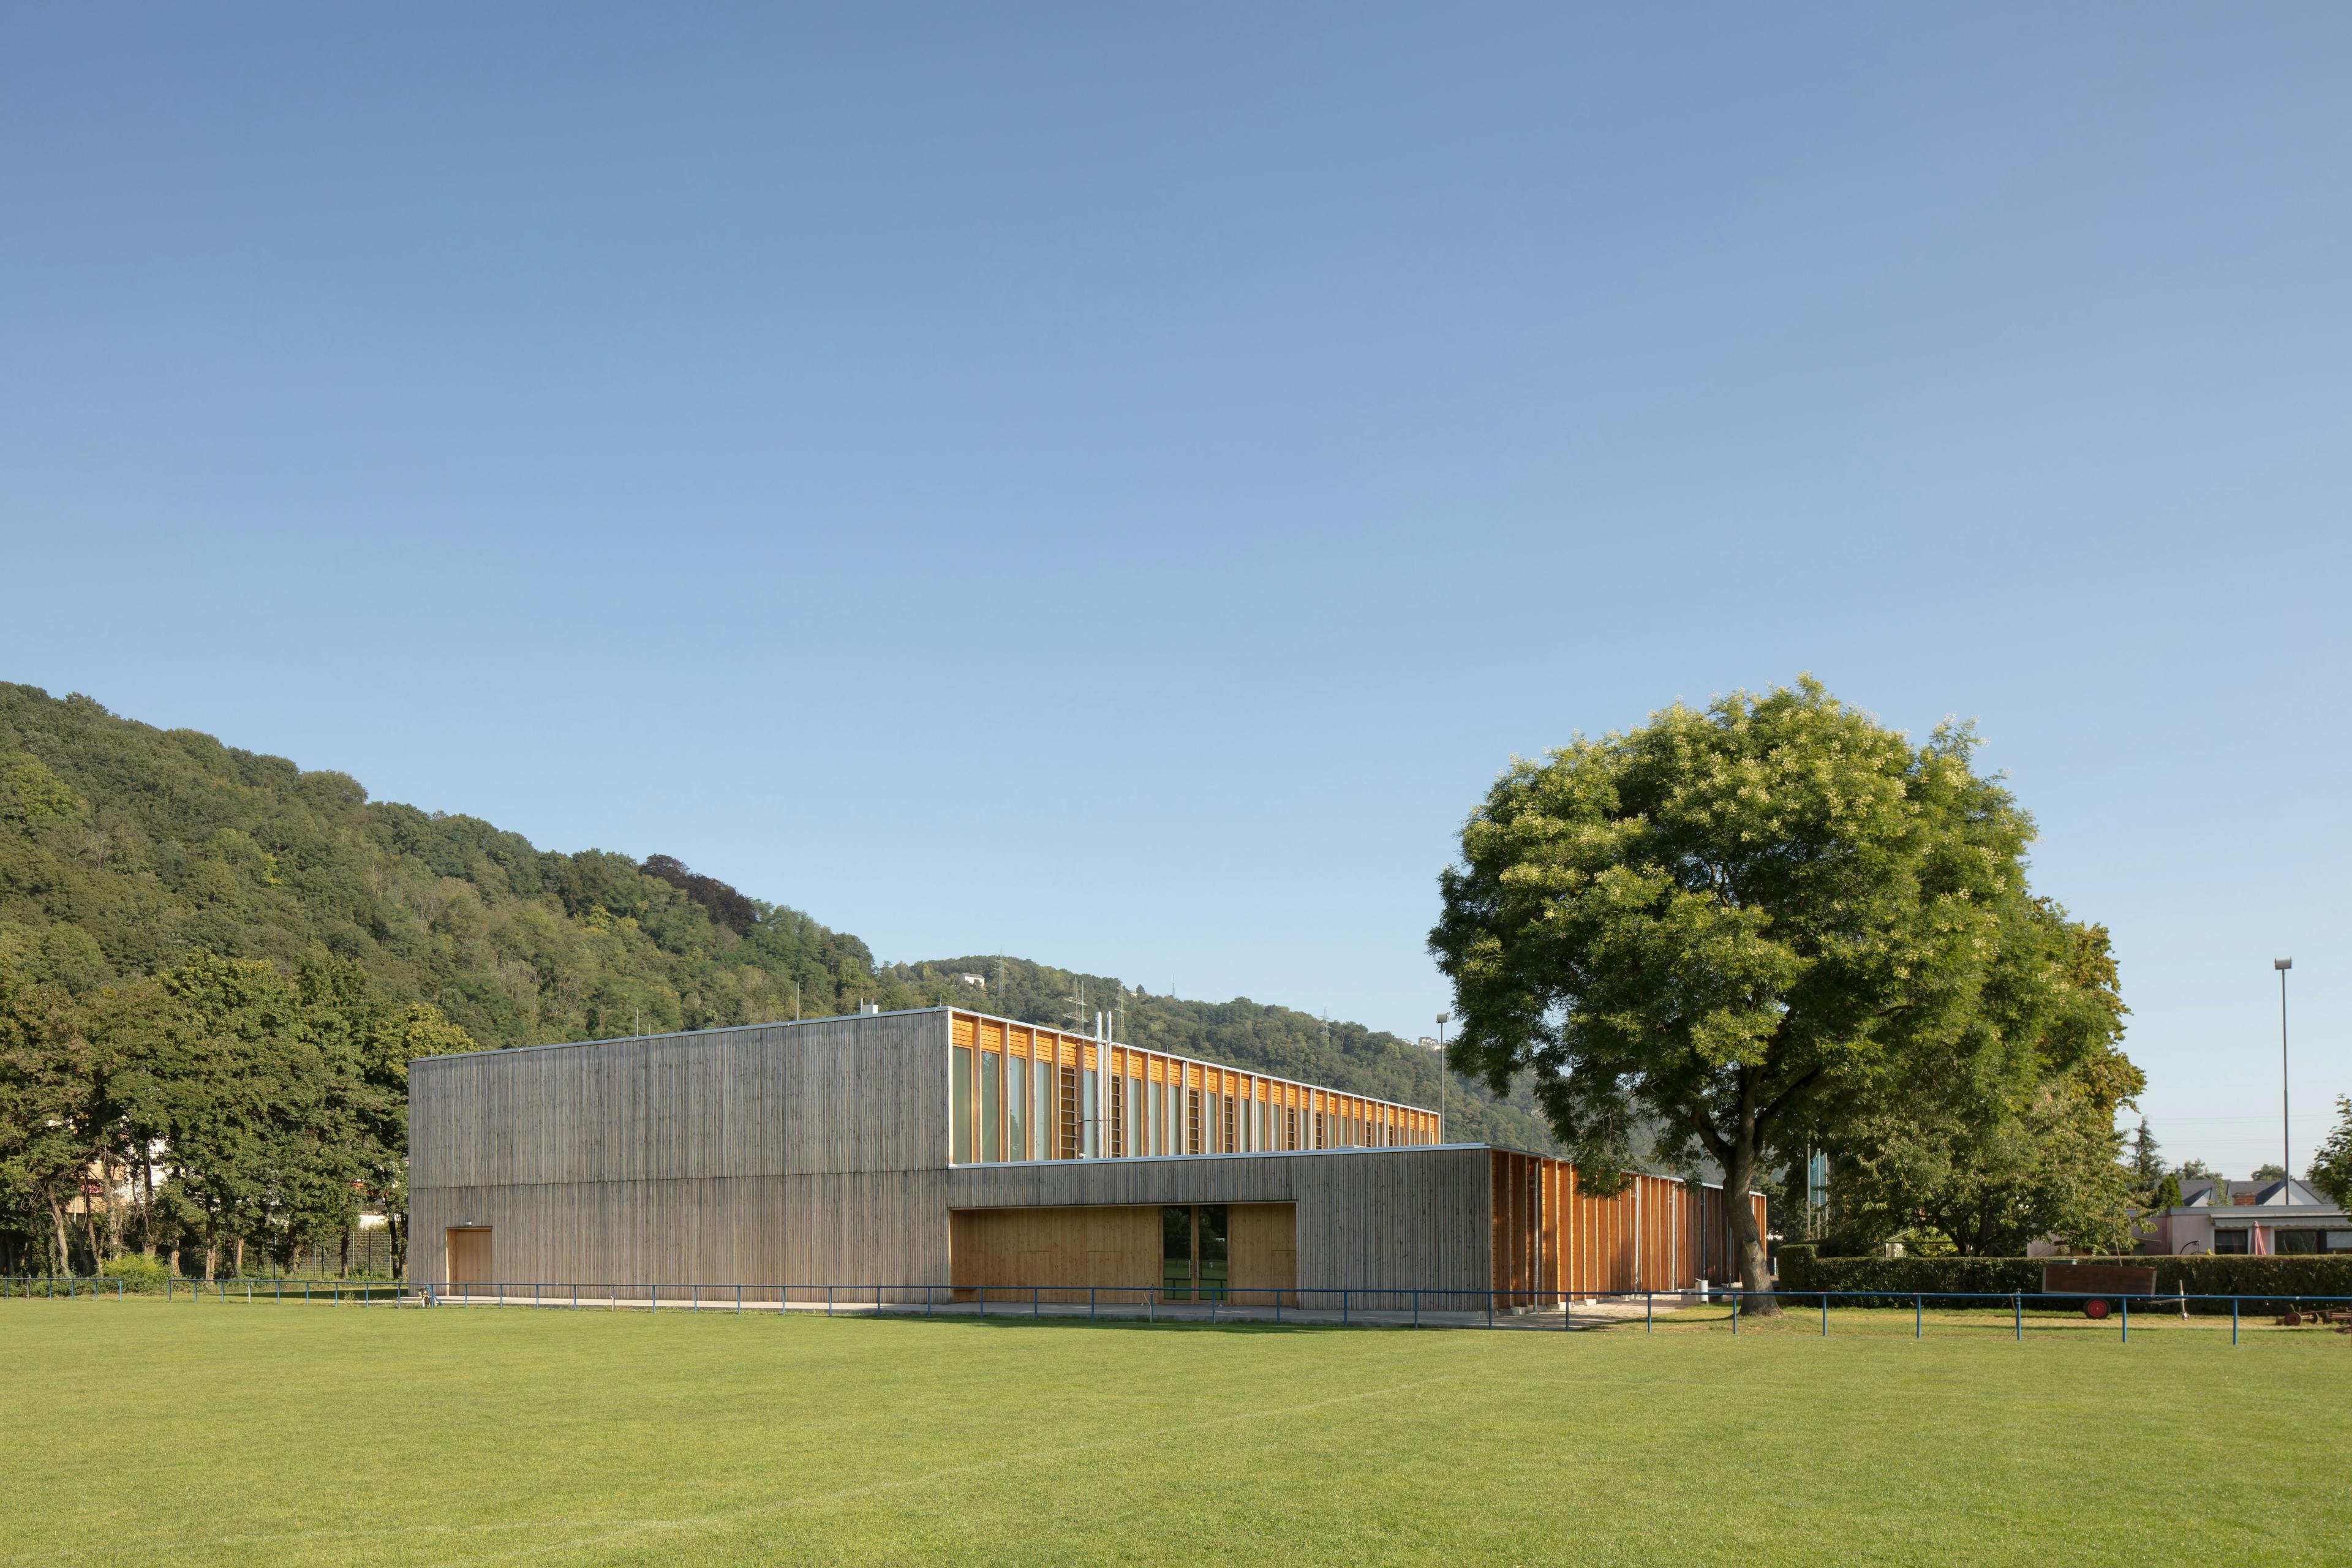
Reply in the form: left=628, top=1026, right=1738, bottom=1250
left=411, top=1006, right=1768, bottom=1306
left=409, top=1011, right=951, bottom=1300
left=1506, top=1155, right=1770, bottom=1300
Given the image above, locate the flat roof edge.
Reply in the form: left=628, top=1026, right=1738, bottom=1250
left=409, top=1006, right=953, bottom=1065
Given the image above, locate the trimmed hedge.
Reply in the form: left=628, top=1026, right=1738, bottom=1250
left=1774, top=1248, right=2352, bottom=1312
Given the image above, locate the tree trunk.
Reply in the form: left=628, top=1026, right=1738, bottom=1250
left=339, top=1231, right=351, bottom=1278
left=203, top=1232, right=216, bottom=1283
left=233, top=1236, right=246, bottom=1279
left=86, top=1173, right=109, bottom=1265
left=1721, top=1132, right=1779, bottom=1314
left=140, top=1156, right=156, bottom=1257
left=47, top=1193, right=72, bottom=1276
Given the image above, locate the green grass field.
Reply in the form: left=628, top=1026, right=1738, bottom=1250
left=3, top=1298, right=2346, bottom=1567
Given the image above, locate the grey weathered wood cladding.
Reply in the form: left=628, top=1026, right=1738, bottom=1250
left=410, top=1006, right=1506, bottom=1303
left=409, top=1011, right=952, bottom=1294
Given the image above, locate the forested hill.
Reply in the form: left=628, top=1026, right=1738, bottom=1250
left=0, top=683, right=1552, bottom=1150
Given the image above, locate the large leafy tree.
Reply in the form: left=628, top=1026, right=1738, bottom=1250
left=1825, top=913, right=2141, bottom=1254
left=2310, top=1097, right=2352, bottom=1212
left=1431, top=679, right=2130, bottom=1303
left=0, top=961, right=102, bottom=1270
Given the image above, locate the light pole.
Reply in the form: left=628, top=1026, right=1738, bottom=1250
left=1436, top=1012, right=1450, bottom=1142
left=2275, top=957, right=2293, bottom=1204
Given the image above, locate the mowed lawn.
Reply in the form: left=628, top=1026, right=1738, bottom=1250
left=2, top=1299, right=2346, bottom=1567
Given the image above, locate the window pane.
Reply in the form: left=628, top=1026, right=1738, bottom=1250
left=951, top=1046, right=972, bottom=1165
left=1008, top=1058, right=1028, bottom=1161
left=1080, top=1068, right=1098, bottom=1157
left=1042, top=1057, right=1058, bottom=1158
left=1199, top=1204, right=1229, bottom=1303
left=981, top=1052, right=1001, bottom=1162
left=1205, top=1091, right=1221, bottom=1155
left=1128, top=1074, right=1143, bottom=1157
left=1163, top=1205, right=1194, bottom=1300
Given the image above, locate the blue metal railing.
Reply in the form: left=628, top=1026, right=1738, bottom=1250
left=9, top=1276, right=2347, bottom=1344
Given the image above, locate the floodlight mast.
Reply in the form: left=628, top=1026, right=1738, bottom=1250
left=2275, top=958, right=2293, bottom=1204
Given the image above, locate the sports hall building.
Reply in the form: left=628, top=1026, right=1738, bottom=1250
left=409, top=1006, right=1763, bottom=1306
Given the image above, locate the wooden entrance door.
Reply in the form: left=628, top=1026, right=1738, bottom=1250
left=447, top=1227, right=492, bottom=1287
left=1227, top=1203, right=1297, bottom=1308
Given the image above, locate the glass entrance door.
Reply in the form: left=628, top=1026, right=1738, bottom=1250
left=1159, top=1205, right=1230, bottom=1302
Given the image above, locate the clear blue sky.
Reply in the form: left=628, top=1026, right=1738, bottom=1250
left=4, top=6, right=2345, bottom=1177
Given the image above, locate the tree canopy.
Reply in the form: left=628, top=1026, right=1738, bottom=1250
left=1431, top=679, right=2137, bottom=1293
left=2307, top=1099, right=2352, bottom=1211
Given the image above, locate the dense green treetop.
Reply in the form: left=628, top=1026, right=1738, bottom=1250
left=2310, top=1098, right=2352, bottom=1212
left=1431, top=679, right=2137, bottom=1289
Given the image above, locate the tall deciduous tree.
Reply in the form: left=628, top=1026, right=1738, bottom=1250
left=1823, top=911, right=2141, bottom=1254
left=2310, top=1097, right=2352, bottom=1212
left=1431, top=679, right=2128, bottom=1303
left=0, top=960, right=100, bottom=1270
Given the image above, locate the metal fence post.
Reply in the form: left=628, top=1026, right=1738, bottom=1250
left=1413, top=1289, right=1420, bottom=1329
left=2120, top=1293, right=2128, bottom=1344
left=2231, top=1295, right=2239, bottom=1346
left=1821, top=1294, right=1828, bottom=1336
left=1915, top=1294, right=1921, bottom=1340
left=2013, top=1292, right=2021, bottom=1341
left=1646, top=1292, right=1653, bottom=1333
left=927, top=1284, right=933, bottom=1319
left=1033, top=1285, right=1039, bottom=1320
left=1090, top=1286, right=1096, bottom=1322
left=1732, top=1292, right=1740, bottom=1335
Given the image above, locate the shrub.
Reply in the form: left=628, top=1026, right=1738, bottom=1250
left=99, top=1253, right=172, bottom=1294
left=1774, top=1250, right=2352, bottom=1311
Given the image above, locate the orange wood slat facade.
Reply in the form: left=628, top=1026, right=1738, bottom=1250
left=1500, top=1155, right=1770, bottom=1302
left=946, top=1011, right=1441, bottom=1169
